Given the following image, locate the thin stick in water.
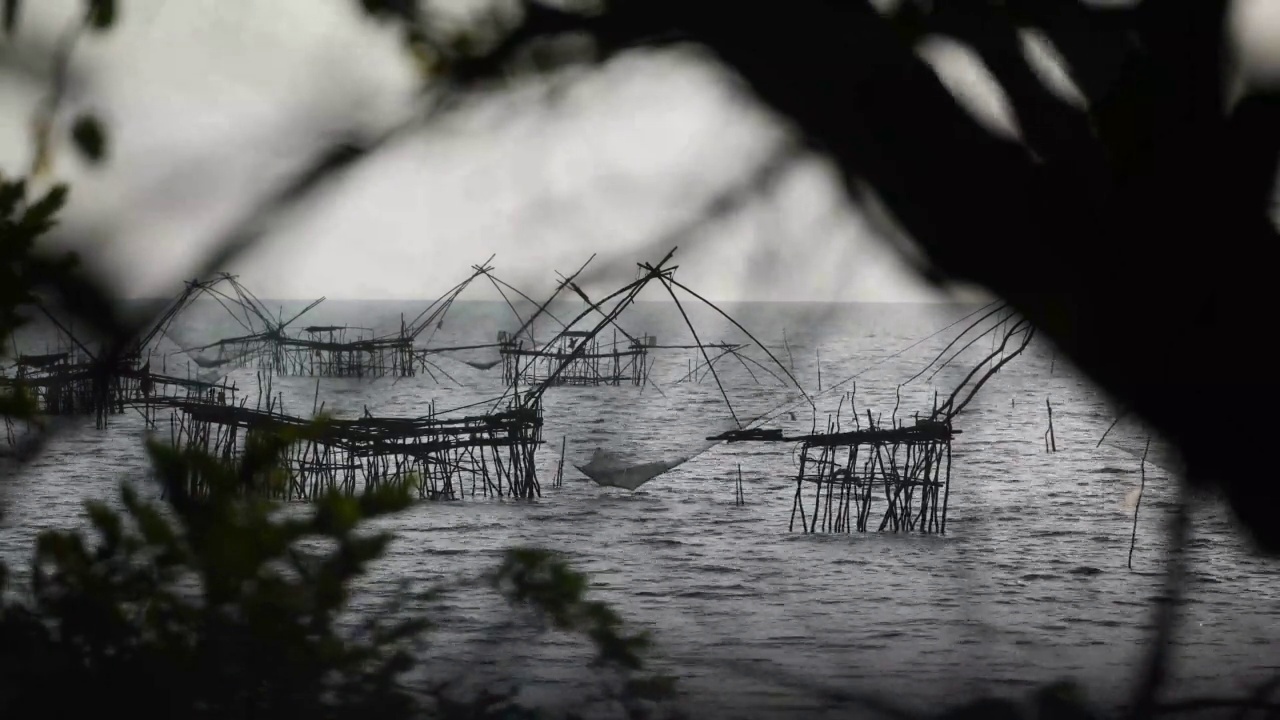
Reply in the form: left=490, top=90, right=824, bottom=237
left=1045, top=396, right=1056, bottom=453
left=736, top=463, right=745, bottom=506
left=1128, top=437, right=1151, bottom=570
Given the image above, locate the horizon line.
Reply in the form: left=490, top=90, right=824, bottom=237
left=116, top=296, right=989, bottom=305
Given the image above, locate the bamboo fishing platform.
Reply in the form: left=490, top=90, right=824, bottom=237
left=185, top=259, right=542, bottom=382
left=494, top=248, right=799, bottom=400
left=163, top=383, right=544, bottom=502
left=708, top=302, right=1036, bottom=534
left=2, top=276, right=243, bottom=429
left=499, top=329, right=655, bottom=386
left=714, top=411, right=957, bottom=533
left=261, top=328, right=419, bottom=378
left=172, top=273, right=422, bottom=379
left=790, top=415, right=956, bottom=533
left=2, top=351, right=240, bottom=430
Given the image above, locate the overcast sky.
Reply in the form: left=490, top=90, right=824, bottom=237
left=3, top=1, right=1278, bottom=303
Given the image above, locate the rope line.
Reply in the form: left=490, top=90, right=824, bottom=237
left=745, top=300, right=1004, bottom=430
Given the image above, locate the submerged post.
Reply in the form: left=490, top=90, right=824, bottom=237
left=735, top=463, right=745, bottom=506
left=555, top=436, right=567, bottom=488
left=1045, top=396, right=1057, bottom=453
left=1128, top=437, right=1151, bottom=569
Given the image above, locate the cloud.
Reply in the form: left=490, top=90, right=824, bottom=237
left=2, top=0, right=990, bottom=303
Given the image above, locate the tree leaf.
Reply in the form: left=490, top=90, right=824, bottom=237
left=70, top=114, right=107, bottom=164
left=22, top=184, right=68, bottom=229
left=0, top=178, right=26, bottom=217
left=84, top=0, right=114, bottom=30
left=3, top=0, right=20, bottom=35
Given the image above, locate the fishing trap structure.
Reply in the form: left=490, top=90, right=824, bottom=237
left=162, top=372, right=545, bottom=502
left=495, top=252, right=658, bottom=389
left=179, top=258, right=536, bottom=382
left=152, top=249, right=745, bottom=503
left=1, top=277, right=243, bottom=430
left=497, top=247, right=799, bottom=400
left=499, top=328, right=655, bottom=387
left=710, top=302, right=1036, bottom=534
left=788, top=411, right=956, bottom=533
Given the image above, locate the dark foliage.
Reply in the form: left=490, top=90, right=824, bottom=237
left=70, top=114, right=107, bottom=165
left=0, top=441, right=428, bottom=719
left=0, top=430, right=681, bottom=719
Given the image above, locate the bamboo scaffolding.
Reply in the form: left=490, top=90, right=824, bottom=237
left=162, top=387, right=544, bottom=502
left=2, top=276, right=241, bottom=429
left=500, top=330, right=653, bottom=387
left=707, top=310, right=1034, bottom=534
left=710, top=389, right=958, bottom=534
left=497, top=253, right=657, bottom=388
left=498, top=248, right=808, bottom=408
left=180, top=261, right=521, bottom=380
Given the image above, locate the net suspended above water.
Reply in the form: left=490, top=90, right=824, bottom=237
left=575, top=447, right=698, bottom=491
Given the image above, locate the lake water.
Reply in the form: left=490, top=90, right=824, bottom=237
left=2, top=299, right=1276, bottom=719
